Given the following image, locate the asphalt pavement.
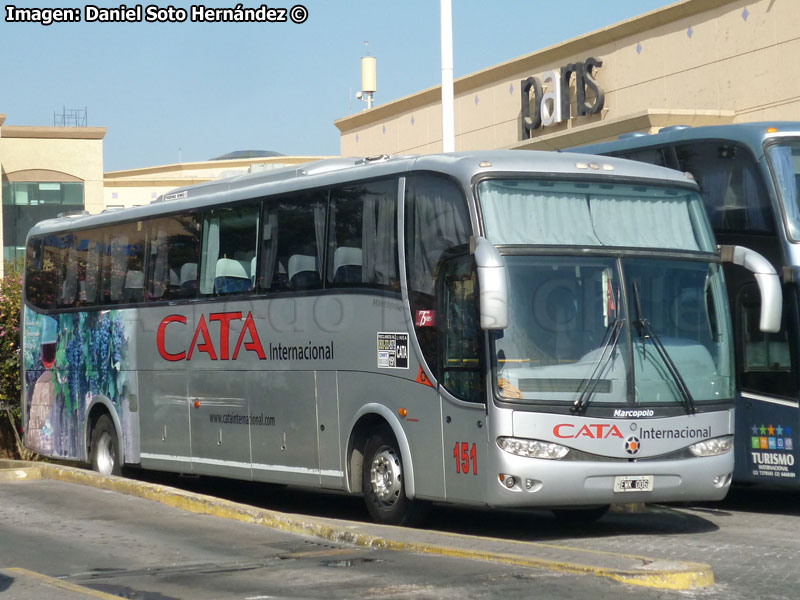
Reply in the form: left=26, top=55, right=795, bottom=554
left=0, top=459, right=713, bottom=598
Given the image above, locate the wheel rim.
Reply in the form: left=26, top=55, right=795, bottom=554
left=95, top=431, right=116, bottom=475
left=369, top=446, right=402, bottom=507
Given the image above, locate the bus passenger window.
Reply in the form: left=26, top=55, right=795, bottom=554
left=328, top=180, right=398, bottom=290
left=405, top=174, right=471, bottom=378
left=25, top=237, right=59, bottom=310
left=147, top=215, right=201, bottom=301
left=200, top=206, right=259, bottom=296
left=98, top=223, right=146, bottom=305
left=260, top=193, right=326, bottom=292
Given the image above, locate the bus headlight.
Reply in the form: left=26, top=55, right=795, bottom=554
left=497, top=437, right=569, bottom=460
left=689, top=435, right=733, bottom=457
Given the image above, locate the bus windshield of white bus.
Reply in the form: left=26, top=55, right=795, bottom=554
left=477, top=179, right=733, bottom=408
left=767, top=141, right=800, bottom=240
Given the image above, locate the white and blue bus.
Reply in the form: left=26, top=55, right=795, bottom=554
left=578, top=122, right=800, bottom=485
left=21, top=150, right=780, bottom=524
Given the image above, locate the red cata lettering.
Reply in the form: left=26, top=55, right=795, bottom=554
left=552, top=423, right=625, bottom=439
left=157, top=314, right=187, bottom=361
left=232, top=312, right=266, bottom=360
left=156, top=312, right=267, bottom=361
left=553, top=423, right=574, bottom=438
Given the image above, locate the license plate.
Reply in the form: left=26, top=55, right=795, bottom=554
left=613, top=475, right=654, bottom=493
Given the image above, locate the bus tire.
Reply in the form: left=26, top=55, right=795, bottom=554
left=362, top=426, right=426, bottom=526
left=90, top=414, right=121, bottom=477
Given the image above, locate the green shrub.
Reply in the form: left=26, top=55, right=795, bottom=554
left=0, top=261, right=26, bottom=458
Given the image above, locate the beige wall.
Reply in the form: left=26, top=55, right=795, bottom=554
left=336, top=0, right=800, bottom=155
left=103, top=155, right=331, bottom=208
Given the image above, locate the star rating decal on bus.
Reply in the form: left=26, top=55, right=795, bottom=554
left=750, top=424, right=794, bottom=451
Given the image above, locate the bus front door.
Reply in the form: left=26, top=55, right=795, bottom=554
left=438, top=253, right=488, bottom=504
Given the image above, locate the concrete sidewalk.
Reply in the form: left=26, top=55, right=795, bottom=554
left=0, top=459, right=713, bottom=591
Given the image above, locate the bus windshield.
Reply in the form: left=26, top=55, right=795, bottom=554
left=492, top=255, right=733, bottom=407
left=478, top=179, right=715, bottom=251
left=477, top=178, right=732, bottom=408
left=766, top=141, right=800, bottom=240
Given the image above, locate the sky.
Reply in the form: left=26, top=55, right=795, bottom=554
left=1, top=0, right=675, bottom=172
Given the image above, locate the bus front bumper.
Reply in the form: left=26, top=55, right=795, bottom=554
left=486, top=451, right=733, bottom=508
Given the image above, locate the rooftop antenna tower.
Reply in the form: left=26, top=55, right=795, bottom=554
left=356, top=41, right=377, bottom=110
left=54, top=106, right=87, bottom=127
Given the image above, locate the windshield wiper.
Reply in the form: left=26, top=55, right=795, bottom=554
left=572, top=318, right=624, bottom=414
left=631, top=282, right=696, bottom=414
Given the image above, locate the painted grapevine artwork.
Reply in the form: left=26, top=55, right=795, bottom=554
left=24, top=309, right=128, bottom=458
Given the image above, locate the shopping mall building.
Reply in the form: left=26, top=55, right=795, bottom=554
left=335, top=0, right=799, bottom=156
left=1, top=0, right=797, bottom=264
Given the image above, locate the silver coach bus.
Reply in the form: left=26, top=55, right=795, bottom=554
left=21, top=151, right=780, bottom=524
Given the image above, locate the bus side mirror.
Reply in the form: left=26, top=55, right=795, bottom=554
left=719, top=245, right=782, bottom=333
left=472, top=237, right=508, bottom=330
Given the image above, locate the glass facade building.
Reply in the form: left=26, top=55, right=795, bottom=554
left=2, top=180, right=85, bottom=261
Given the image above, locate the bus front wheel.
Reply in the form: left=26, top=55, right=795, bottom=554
left=90, top=414, right=121, bottom=477
left=362, top=427, right=426, bottom=526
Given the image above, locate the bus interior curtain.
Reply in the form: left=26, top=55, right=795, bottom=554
left=589, top=196, right=700, bottom=250
left=362, top=196, right=377, bottom=283
left=480, top=188, right=601, bottom=246
left=740, top=165, right=769, bottom=231
left=86, top=241, right=100, bottom=303
left=62, top=239, right=79, bottom=305
left=201, top=218, right=220, bottom=293
left=376, top=191, right=397, bottom=285
left=362, top=190, right=397, bottom=285
left=771, top=146, right=800, bottom=237
left=152, top=228, right=169, bottom=298
left=261, top=212, right=278, bottom=288
left=407, top=186, right=469, bottom=295
left=109, top=234, right=129, bottom=301
left=313, top=203, right=326, bottom=276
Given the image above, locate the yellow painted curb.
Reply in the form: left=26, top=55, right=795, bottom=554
left=0, top=460, right=714, bottom=590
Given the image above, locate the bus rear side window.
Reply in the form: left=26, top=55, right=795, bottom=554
left=25, top=238, right=56, bottom=309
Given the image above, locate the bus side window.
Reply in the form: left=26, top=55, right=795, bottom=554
left=738, top=283, right=797, bottom=399
left=25, top=238, right=57, bottom=310
left=405, top=174, right=472, bottom=378
left=328, top=180, right=398, bottom=291
left=147, top=214, right=201, bottom=301
left=675, top=142, right=774, bottom=233
left=200, top=205, right=259, bottom=296
left=260, top=193, right=327, bottom=293
left=438, top=254, right=483, bottom=402
left=98, top=223, right=146, bottom=305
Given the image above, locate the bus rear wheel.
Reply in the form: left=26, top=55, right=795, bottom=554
left=90, top=414, right=121, bottom=477
left=362, top=427, right=426, bottom=526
